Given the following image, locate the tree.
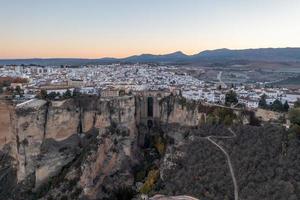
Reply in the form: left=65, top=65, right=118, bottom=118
left=271, top=99, right=284, bottom=112
left=283, top=101, right=289, bottom=112
left=48, top=92, right=58, bottom=100
left=258, top=94, right=268, bottom=109
left=288, top=108, right=300, bottom=140
left=63, top=89, right=72, bottom=98
left=15, top=86, right=22, bottom=96
left=2, top=80, right=10, bottom=87
left=213, top=107, right=236, bottom=125
left=225, top=90, right=238, bottom=106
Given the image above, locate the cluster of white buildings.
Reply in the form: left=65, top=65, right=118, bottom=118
left=182, top=85, right=300, bottom=109
left=1, top=64, right=300, bottom=109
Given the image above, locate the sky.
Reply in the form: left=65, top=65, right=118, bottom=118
left=0, top=0, right=300, bottom=59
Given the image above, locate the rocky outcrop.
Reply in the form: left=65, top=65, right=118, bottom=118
left=0, top=95, right=137, bottom=198
left=15, top=99, right=48, bottom=182
left=0, top=93, right=257, bottom=199
left=45, top=100, right=80, bottom=141
left=159, top=96, right=205, bottom=126
left=159, top=95, right=253, bottom=126
left=0, top=101, right=14, bottom=148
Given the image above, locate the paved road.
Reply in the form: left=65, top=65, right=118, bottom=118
left=207, top=128, right=239, bottom=200
left=217, top=71, right=227, bottom=88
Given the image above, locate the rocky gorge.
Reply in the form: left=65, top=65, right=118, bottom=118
left=0, top=93, right=298, bottom=200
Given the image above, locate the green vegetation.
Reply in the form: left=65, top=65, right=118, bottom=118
left=63, top=89, right=72, bottom=98
left=47, top=92, right=60, bottom=100
left=213, top=107, right=236, bottom=125
left=258, top=94, right=268, bottom=109
left=259, top=95, right=289, bottom=112
left=139, top=169, right=160, bottom=194
left=225, top=90, right=238, bottom=106
left=288, top=107, right=300, bottom=140
left=203, top=107, right=237, bottom=126
left=160, top=124, right=299, bottom=199
left=177, top=97, right=198, bottom=111
left=206, top=113, right=217, bottom=125
left=153, top=135, right=166, bottom=155
left=288, top=108, right=300, bottom=139
left=272, top=99, right=287, bottom=112
left=283, top=101, right=290, bottom=111
left=37, top=89, right=78, bottom=100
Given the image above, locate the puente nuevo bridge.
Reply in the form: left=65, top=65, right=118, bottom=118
left=135, top=90, right=172, bottom=127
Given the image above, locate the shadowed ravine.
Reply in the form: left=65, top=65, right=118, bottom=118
left=0, top=96, right=298, bottom=199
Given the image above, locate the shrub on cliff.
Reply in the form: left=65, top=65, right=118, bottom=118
left=153, top=135, right=166, bottom=156
left=63, top=89, right=72, bottom=99
left=140, top=169, right=160, bottom=194
left=288, top=108, right=300, bottom=125
left=212, top=107, right=236, bottom=125
left=206, top=113, right=217, bottom=125
left=288, top=108, right=300, bottom=139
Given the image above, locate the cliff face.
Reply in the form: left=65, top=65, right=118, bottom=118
left=0, top=101, right=15, bottom=148
left=0, top=96, right=137, bottom=199
left=0, top=94, right=255, bottom=199
left=159, top=97, right=205, bottom=126
left=158, top=96, right=251, bottom=126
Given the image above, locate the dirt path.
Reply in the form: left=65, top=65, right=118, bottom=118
left=151, top=128, right=239, bottom=200
left=206, top=128, right=238, bottom=200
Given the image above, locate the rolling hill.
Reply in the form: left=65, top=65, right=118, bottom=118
left=1, top=47, right=300, bottom=65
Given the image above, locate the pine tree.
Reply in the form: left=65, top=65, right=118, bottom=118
left=225, top=90, right=238, bottom=106
left=258, top=94, right=268, bottom=109
left=283, top=101, right=289, bottom=112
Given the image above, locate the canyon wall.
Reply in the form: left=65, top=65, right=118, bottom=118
left=158, top=95, right=251, bottom=126
left=0, top=93, right=254, bottom=199
left=0, top=96, right=137, bottom=197
left=0, top=100, right=15, bottom=148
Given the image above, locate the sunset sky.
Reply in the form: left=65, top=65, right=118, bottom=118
left=1, top=0, right=300, bottom=59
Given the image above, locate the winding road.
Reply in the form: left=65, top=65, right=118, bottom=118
left=217, top=71, right=227, bottom=88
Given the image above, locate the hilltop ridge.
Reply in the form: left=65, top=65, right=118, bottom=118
left=1, top=47, right=300, bottom=65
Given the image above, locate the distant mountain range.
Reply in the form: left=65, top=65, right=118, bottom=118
left=1, top=47, right=300, bottom=65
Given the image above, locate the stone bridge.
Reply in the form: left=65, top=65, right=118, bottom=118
left=134, top=90, right=172, bottom=128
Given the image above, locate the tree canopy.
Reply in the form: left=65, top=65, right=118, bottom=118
left=225, top=90, right=238, bottom=106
